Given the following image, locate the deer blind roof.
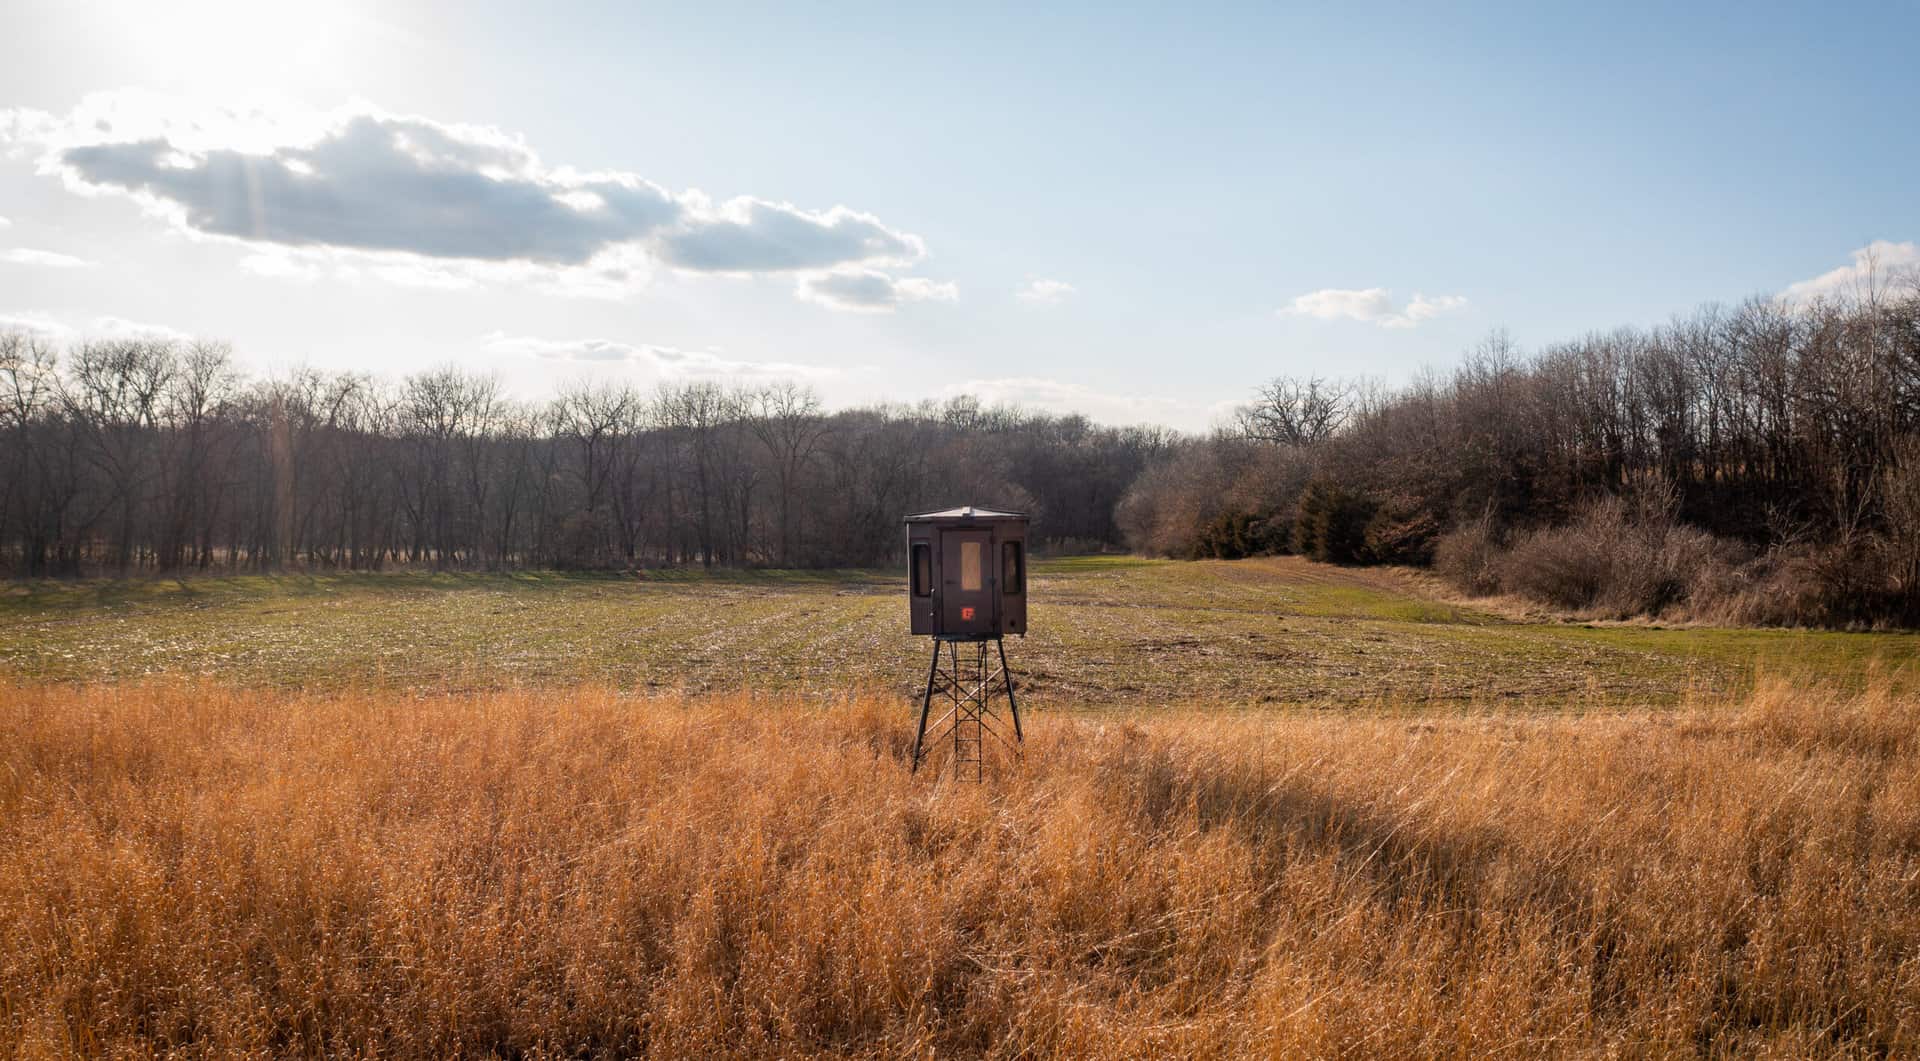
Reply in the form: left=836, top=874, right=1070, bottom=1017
left=904, top=506, right=1029, bottom=523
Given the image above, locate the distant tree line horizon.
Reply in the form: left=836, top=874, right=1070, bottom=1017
left=3, top=281, right=1916, bottom=624
left=0, top=333, right=1172, bottom=576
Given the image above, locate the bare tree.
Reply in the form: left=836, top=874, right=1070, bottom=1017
left=155, top=340, right=237, bottom=570
left=64, top=338, right=177, bottom=573
left=745, top=381, right=828, bottom=566
left=0, top=333, right=79, bottom=574
left=553, top=379, right=637, bottom=568
left=1235, top=375, right=1352, bottom=446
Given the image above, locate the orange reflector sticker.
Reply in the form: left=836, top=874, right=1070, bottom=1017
left=961, top=606, right=975, bottom=620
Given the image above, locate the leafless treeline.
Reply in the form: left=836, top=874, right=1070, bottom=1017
left=1122, top=288, right=1920, bottom=623
left=9, top=282, right=1916, bottom=616
left=0, top=333, right=1171, bottom=576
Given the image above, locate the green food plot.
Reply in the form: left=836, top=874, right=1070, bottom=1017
left=1, top=556, right=1912, bottom=708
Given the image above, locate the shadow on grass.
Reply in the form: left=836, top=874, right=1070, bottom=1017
left=1101, top=740, right=1894, bottom=1053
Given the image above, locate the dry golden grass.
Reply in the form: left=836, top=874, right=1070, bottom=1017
left=4, top=680, right=1920, bottom=1058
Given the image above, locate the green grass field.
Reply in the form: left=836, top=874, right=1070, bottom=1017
left=3, top=555, right=1914, bottom=707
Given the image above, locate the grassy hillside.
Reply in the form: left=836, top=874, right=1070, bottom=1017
left=5, top=679, right=1919, bottom=1056
left=2, top=556, right=1914, bottom=707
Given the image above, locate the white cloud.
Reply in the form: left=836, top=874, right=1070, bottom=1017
left=367, top=260, right=479, bottom=291
left=1391, top=292, right=1469, bottom=329
left=239, top=250, right=323, bottom=282
left=1283, top=286, right=1395, bottom=323
left=0, top=312, right=190, bottom=342
left=1, top=247, right=93, bottom=268
left=795, top=268, right=958, bottom=313
left=482, top=331, right=837, bottom=379
left=237, top=243, right=642, bottom=298
left=3, top=92, right=937, bottom=305
left=1782, top=240, right=1920, bottom=303
left=660, top=200, right=921, bottom=274
left=40, top=112, right=654, bottom=264
left=1279, top=287, right=1467, bottom=329
left=943, top=376, right=1205, bottom=428
left=0, top=215, right=11, bottom=227
left=0, top=312, right=72, bottom=339
left=86, top=317, right=194, bottom=341
left=1016, top=278, right=1076, bottom=304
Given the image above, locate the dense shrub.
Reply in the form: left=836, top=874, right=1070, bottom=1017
left=1118, top=438, right=1310, bottom=559
left=1710, top=539, right=1899, bottom=629
left=1487, top=495, right=1730, bottom=617
left=1360, top=495, right=1442, bottom=566
left=1494, top=523, right=1607, bottom=610
left=1291, top=480, right=1376, bottom=564
left=1116, top=446, right=1232, bottom=557
left=1430, top=490, right=1920, bottom=629
left=1432, top=511, right=1505, bottom=595
left=1193, top=510, right=1290, bottom=559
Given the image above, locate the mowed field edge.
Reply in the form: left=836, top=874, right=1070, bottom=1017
left=2, top=556, right=1915, bottom=707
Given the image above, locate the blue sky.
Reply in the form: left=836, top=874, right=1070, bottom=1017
left=1, top=1, right=1914, bottom=428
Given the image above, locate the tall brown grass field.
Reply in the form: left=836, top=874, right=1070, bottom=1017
left=4, top=679, right=1919, bottom=1057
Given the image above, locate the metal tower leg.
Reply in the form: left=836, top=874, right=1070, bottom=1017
left=998, top=636, right=1023, bottom=743
left=910, top=638, right=941, bottom=774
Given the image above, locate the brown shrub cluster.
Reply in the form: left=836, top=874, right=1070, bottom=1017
left=1438, top=494, right=1740, bottom=620
left=1435, top=484, right=1920, bottom=627
left=5, top=680, right=1920, bottom=1057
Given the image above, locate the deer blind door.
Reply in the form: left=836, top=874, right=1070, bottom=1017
left=940, top=528, right=994, bottom=636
